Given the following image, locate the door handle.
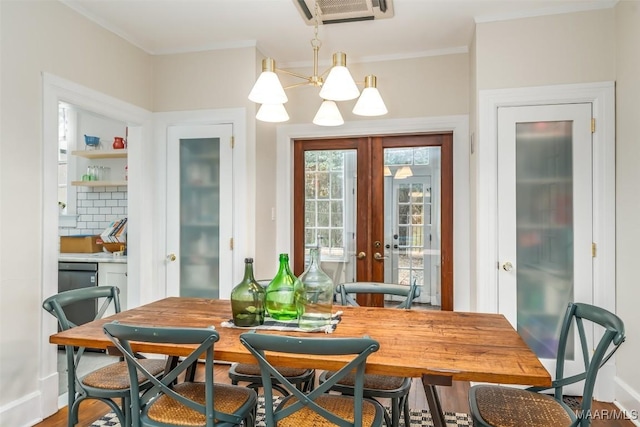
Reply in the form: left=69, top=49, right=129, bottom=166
left=167, top=253, right=177, bottom=262
left=356, top=251, right=366, bottom=260
left=502, top=261, right=513, bottom=272
left=374, top=252, right=388, bottom=261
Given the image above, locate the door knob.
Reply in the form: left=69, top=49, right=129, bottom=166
left=167, top=253, right=177, bottom=262
left=502, top=261, right=513, bottom=272
left=374, top=252, right=388, bottom=261
left=356, top=251, right=366, bottom=260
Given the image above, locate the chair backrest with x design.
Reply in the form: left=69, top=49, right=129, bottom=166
left=469, top=302, right=625, bottom=427
left=43, top=286, right=131, bottom=426
left=337, top=282, right=420, bottom=309
left=541, top=302, right=625, bottom=419
left=240, top=331, right=384, bottom=427
left=104, top=322, right=257, bottom=427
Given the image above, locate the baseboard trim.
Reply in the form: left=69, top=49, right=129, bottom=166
left=614, top=376, right=640, bottom=426
left=0, top=390, right=43, bottom=427
left=40, top=371, right=59, bottom=417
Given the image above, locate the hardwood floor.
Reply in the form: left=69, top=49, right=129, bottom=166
left=37, top=363, right=635, bottom=426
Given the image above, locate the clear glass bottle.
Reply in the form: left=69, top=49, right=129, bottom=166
left=230, top=258, right=265, bottom=327
left=265, top=253, right=301, bottom=320
left=296, top=247, right=335, bottom=329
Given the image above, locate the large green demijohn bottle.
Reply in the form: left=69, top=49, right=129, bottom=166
left=265, top=253, right=301, bottom=320
left=230, top=258, right=265, bottom=327
left=296, top=246, right=334, bottom=330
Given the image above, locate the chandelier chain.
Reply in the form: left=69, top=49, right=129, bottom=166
left=311, top=1, right=321, bottom=49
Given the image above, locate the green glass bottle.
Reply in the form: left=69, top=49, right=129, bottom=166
left=265, top=253, right=301, bottom=320
left=297, top=247, right=335, bottom=329
left=230, top=258, right=265, bottom=327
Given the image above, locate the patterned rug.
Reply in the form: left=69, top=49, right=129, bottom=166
left=90, top=396, right=473, bottom=426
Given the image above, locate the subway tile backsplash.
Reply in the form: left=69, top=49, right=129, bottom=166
left=59, top=186, right=128, bottom=236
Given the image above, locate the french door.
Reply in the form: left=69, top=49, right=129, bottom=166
left=497, top=103, right=593, bottom=394
left=293, top=134, right=453, bottom=310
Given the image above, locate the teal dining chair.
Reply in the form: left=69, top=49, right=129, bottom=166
left=319, top=282, right=420, bottom=427
left=240, top=331, right=385, bottom=427
left=43, top=286, right=165, bottom=427
left=469, top=302, right=625, bottom=427
left=104, top=321, right=257, bottom=427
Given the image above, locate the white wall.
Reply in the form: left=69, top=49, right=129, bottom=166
left=476, top=8, right=615, bottom=90
left=614, top=0, right=640, bottom=415
left=0, top=1, right=152, bottom=425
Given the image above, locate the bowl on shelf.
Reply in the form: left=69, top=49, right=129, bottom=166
left=100, top=242, right=126, bottom=253
left=84, top=135, right=101, bottom=149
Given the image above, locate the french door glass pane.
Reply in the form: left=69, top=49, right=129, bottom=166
left=516, top=121, right=574, bottom=359
left=303, top=149, right=356, bottom=281
left=179, top=138, right=220, bottom=298
left=385, top=147, right=440, bottom=307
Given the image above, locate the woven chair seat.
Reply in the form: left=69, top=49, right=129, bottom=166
left=323, top=370, right=406, bottom=391
left=147, top=382, right=255, bottom=426
left=82, top=359, right=166, bottom=390
left=233, top=363, right=311, bottom=378
left=473, top=385, right=573, bottom=427
left=275, top=394, right=380, bottom=427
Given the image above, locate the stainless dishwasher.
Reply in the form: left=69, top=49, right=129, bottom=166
left=57, top=262, right=98, bottom=326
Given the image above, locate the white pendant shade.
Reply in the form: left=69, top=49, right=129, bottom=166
left=353, top=75, right=388, bottom=116
left=248, top=59, right=287, bottom=104
left=383, top=166, right=392, bottom=176
left=256, top=104, right=290, bottom=123
left=248, top=71, right=288, bottom=104
left=319, top=52, right=360, bottom=101
left=313, top=100, right=344, bottom=126
left=353, top=87, right=388, bottom=116
left=394, top=166, right=413, bottom=179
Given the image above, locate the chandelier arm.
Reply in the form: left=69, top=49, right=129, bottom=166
left=284, top=81, right=315, bottom=90
left=319, top=66, right=333, bottom=78
left=275, top=68, right=312, bottom=81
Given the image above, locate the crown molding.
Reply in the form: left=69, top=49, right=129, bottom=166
left=279, top=46, right=469, bottom=69
left=474, top=0, right=618, bottom=23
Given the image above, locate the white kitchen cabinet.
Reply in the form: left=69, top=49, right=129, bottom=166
left=98, top=262, right=128, bottom=311
left=166, top=124, right=234, bottom=299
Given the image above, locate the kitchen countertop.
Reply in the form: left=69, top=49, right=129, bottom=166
left=59, top=252, right=127, bottom=263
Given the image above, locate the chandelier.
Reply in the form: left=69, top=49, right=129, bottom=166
left=247, top=2, right=387, bottom=126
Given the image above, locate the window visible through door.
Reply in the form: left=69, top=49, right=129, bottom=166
left=58, top=103, right=70, bottom=214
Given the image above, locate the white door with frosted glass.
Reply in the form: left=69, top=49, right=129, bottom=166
left=166, top=124, right=233, bottom=298
left=497, top=103, right=592, bottom=395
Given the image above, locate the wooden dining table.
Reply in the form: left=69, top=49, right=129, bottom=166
left=49, top=297, right=551, bottom=427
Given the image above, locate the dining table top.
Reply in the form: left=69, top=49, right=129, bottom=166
left=49, top=297, right=551, bottom=387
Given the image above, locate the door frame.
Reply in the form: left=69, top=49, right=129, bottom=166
left=153, top=108, right=249, bottom=302
left=476, top=81, right=615, bottom=399
left=275, top=115, right=470, bottom=311
left=41, top=73, right=153, bottom=415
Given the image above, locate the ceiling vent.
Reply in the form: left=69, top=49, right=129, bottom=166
left=294, top=0, right=394, bottom=25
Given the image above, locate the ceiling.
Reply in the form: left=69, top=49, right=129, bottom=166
left=60, top=0, right=616, bottom=67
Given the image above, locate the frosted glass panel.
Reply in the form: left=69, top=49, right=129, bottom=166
left=179, top=138, right=220, bottom=298
left=516, top=121, right=574, bottom=360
